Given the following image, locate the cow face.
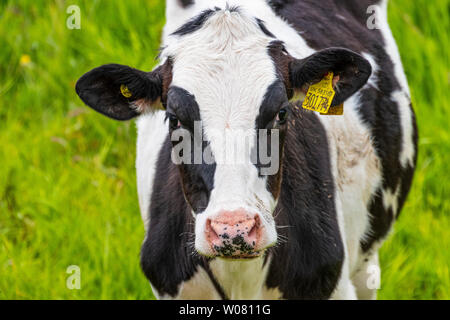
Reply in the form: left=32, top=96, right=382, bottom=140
left=76, top=8, right=371, bottom=259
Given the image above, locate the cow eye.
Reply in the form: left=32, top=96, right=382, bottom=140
left=277, top=107, right=288, bottom=124
left=167, top=113, right=180, bottom=129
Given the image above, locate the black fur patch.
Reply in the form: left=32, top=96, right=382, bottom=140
left=178, top=0, right=194, bottom=8
left=265, top=105, right=344, bottom=299
left=166, top=86, right=216, bottom=214
left=140, top=137, right=205, bottom=297
left=167, top=86, right=201, bottom=130
left=254, top=81, right=288, bottom=199
left=140, top=135, right=219, bottom=298
left=256, top=81, right=288, bottom=129
left=172, top=9, right=218, bottom=36
left=359, top=91, right=418, bottom=251
left=171, top=6, right=241, bottom=37
left=267, top=0, right=294, bottom=11
left=256, top=18, right=275, bottom=38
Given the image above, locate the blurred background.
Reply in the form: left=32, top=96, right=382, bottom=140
left=0, top=0, right=448, bottom=299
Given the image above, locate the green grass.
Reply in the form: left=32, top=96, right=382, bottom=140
left=0, top=0, right=448, bottom=299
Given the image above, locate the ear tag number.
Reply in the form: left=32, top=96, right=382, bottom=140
left=321, top=103, right=344, bottom=116
left=120, top=84, right=132, bottom=98
left=301, top=72, right=336, bottom=114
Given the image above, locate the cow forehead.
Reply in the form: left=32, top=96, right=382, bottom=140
left=163, top=9, right=278, bottom=131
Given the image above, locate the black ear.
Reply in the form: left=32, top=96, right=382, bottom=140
left=75, top=64, right=163, bottom=120
left=289, top=48, right=372, bottom=106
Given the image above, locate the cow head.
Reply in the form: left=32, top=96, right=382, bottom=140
left=76, top=8, right=371, bottom=260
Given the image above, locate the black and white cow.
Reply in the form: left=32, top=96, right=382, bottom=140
left=75, top=0, right=417, bottom=299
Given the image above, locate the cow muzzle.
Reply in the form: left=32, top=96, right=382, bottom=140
left=204, top=209, right=265, bottom=259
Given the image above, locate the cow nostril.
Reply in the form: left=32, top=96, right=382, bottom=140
left=247, top=215, right=260, bottom=245
left=248, top=223, right=257, bottom=239
left=206, top=219, right=220, bottom=242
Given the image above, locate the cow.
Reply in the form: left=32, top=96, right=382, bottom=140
left=75, top=0, right=417, bottom=299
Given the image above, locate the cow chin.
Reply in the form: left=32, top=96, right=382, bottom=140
left=194, top=208, right=277, bottom=260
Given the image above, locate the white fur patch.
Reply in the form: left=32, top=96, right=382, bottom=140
left=392, top=90, right=415, bottom=168
left=210, top=256, right=272, bottom=299
left=382, top=183, right=401, bottom=214
left=362, top=53, right=379, bottom=90
left=167, top=266, right=223, bottom=299
left=136, top=111, right=168, bottom=228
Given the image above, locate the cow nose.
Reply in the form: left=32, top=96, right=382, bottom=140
left=205, top=209, right=263, bottom=258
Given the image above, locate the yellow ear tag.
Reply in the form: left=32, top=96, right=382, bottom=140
left=302, top=72, right=336, bottom=114
left=321, top=103, right=344, bottom=116
left=120, top=84, right=132, bottom=98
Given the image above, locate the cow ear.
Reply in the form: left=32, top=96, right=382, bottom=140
left=289, top=48, right=372, bottom=106
left=75, top=64, right=163, bottom=120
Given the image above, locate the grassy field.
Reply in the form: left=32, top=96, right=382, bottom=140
left=0, top=0, right=448, bottom=300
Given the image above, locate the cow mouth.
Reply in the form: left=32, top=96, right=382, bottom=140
left=218, top=251, right=262, bottom=260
